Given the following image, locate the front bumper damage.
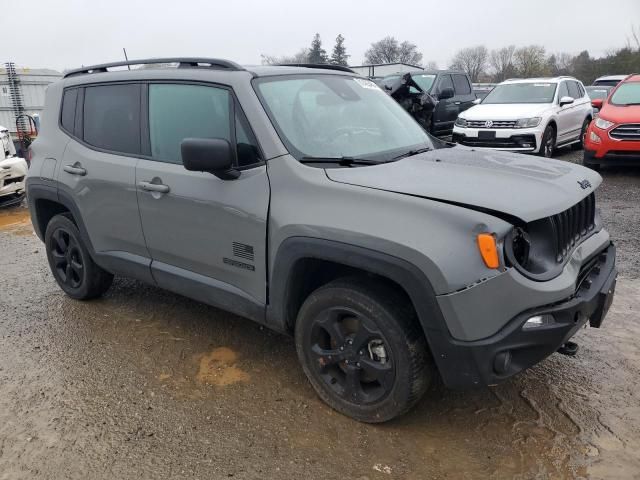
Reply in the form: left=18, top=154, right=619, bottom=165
left=432, top=242, right=617, bottom=389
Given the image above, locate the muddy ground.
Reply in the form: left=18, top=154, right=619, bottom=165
left=0, top=150, right=639, bottom=479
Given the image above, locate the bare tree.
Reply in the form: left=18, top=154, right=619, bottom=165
left=628, top=24, right=640, bottom=50
left=547, top=52, right=575, bottom=76
left=364, top=37, right=422, bottom=65
left=489, top=45, right=516, bottom=81
left=424, top=60, right=438, bottom=71
left=513, top=45, right=547, bottom=77
left=261, top=49, right=310, bottom=65
left=449, top=46, right=488, bottom=82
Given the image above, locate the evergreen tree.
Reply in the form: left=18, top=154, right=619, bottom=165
left=308, top=33, right=328, bottom=64
left=330, top=34, right=349, bottom=66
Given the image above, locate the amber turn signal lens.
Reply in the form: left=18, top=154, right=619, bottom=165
left=477, top=233, right=500, bottom=269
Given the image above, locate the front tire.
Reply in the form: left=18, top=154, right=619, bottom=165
left=295, top=277, right=432, bottom=423
left=45, top=214, right=113, bottom=300
left=538, top=124, right=556, bottom=158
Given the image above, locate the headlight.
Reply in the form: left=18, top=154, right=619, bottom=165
left=455, top=117, right=467, bottom=128
left=515, top=117, right=541, bottom=128
left=595, top=117, right=614, bottom=130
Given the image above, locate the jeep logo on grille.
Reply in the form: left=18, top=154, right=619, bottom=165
left=577, top=179, right=592, bottom=190
left=484, top=120, right=493, bottom=128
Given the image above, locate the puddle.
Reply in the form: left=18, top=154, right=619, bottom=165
left=195, top=347, right=250, bottom=387
left=0, top=206, right=33, bottom=236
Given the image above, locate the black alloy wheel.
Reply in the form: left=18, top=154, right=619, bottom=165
left=308, top=306, right=395, bottom=405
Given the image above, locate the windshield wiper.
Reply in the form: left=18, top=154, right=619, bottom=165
left=299, top=156, right=381, bottom=166
left=391, top=147, right=432, bottom=161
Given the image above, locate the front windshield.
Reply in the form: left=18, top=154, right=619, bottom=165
left=482, top=82, right=557, bottom=104
left=411, top=74, right=436, bottom=92
left=585, top=87, right=611, bottom=100
left=610, top=82, right=640, bottom=106
left=255, top=75, right=433, bottom=161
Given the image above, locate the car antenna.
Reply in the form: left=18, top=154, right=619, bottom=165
left=122, top=48, right=130, bottom=70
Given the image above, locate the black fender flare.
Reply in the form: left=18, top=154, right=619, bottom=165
left=266, top=237, right=483, bottom=383
left=27, top=179, right=97, bottom=256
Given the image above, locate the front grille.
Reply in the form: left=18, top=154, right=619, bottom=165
left=453, top=134, right=536, bottom=149
left=3, top=176, right=24, bottom=185
left=610, top=123, right=640, bottom=141
left=548, top=193, right=596, bottom=262
left=467, top=120, right=518, bottom=129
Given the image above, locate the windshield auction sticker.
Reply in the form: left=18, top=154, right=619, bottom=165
left=353, top=77, right=380, bottom=90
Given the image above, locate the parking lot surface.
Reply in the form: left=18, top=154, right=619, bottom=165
left=0, top=150, right=639, bottom=479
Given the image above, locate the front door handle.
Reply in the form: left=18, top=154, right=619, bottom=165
left=63, top=164, right=87, bottom=176
left=138, top=181, right=170, bottom=194
left=454, top=101, right=461, bottom=105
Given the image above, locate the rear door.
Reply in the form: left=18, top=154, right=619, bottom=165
left=136, top=82, right=270, bottom=305
left=57, top=83, right=153, bottom=282
left=432, top=74, right=458, bottom=134
left=451, top=74, right=476, bottom=116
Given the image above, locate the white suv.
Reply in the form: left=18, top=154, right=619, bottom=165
left=0, top=126, right=28, bottom=206
left=452, top=77, right=593, bottom=157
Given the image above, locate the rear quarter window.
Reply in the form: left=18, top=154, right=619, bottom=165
left=60, top=89, right=78, bottom=133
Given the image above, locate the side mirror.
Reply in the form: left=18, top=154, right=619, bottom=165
left=591, top=98, right=604, bottom=109
left=181, top=138, right=238, bottom=180
left=472, top=98, right=482, bottom=105
left=439, top=87, right=454, bottom=100
left=559, top=96, right=574, bottom=107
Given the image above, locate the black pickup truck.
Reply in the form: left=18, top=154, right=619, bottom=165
left=380, top=70, right=476, bottom=136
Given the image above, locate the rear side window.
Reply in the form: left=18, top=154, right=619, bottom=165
left=452, top=74, right=471, bottom=95
left=567, top=81, right=580, bottom=99
left=148, top=84, right=231, bottom=164
left=83, top=84, right=141, bottom=155
left=60, top=89, right=78, bottom=133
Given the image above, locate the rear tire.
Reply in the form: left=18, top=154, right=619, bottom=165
left=538, top=124, right=556, bottom=158
left=295, top=277, right=432, bottom=423
left=45, top=214, right=113, bottom=300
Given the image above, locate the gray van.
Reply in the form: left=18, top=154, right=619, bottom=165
left=27, top=58, right=616, bottom=422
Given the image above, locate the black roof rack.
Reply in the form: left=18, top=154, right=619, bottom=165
left=276, top=63, right=356, bottom=73
left=64, top=57, right=245, bottom=78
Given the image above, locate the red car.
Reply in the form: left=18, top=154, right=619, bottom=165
left=584, top=73, right=640, bottom=169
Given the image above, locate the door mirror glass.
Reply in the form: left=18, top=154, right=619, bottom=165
left=559, top=96, right=574, bottom=107
left=181, top=138, right=238, bottom=179
left=591, top=98, right=604, bottom=109
left=439, top=87, right=454, bottom=100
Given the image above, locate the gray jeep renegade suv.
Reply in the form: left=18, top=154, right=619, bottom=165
left=27, top=58, right=617, bottom=422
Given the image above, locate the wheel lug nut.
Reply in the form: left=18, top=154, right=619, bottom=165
left=356, top=362, right=361, bottom=368
left=340, top=346, right=344, bottom=351
left=347, top=339, right=353, bottom=345
left=358, top=350, right=364, bottom=355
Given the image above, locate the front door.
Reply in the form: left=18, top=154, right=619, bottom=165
left=136, top=83, right=270, bottom=306
left=433, top=74, right=459, bottom=134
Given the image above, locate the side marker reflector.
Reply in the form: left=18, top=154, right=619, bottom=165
left=477, top=233, right=500, bottom=269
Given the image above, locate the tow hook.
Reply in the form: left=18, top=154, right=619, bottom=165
left=557, top=341, right=579, bottom=356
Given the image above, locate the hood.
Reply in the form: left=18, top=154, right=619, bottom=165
left=325, top=147, right=601, bottom=223
left=460, top=103, right=551, bottom=120
left=599, top=103, right=640, bottom=124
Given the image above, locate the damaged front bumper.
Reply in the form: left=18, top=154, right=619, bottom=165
left=433, top=243, right=617, bottom=389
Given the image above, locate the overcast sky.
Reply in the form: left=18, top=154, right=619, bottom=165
left=4, top=0, right=639, bottom=72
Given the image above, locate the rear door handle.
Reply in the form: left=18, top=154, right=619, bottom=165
left=138, top=181, right=170, bottom=194
left=63, top=164, right=87, bottom=176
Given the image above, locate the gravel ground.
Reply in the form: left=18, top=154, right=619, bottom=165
left=0, top=151, right=639, bottom=479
